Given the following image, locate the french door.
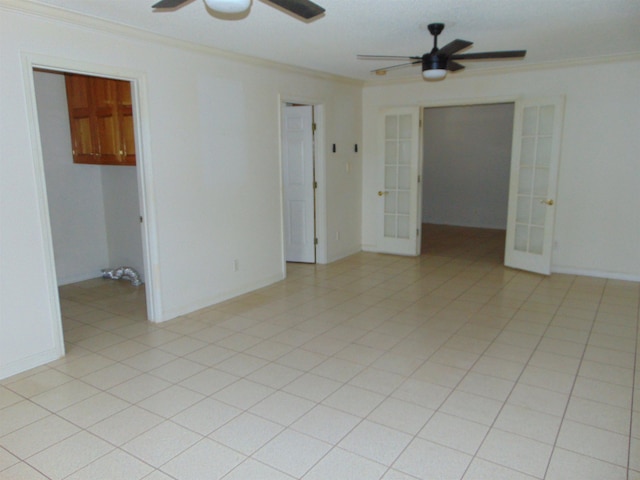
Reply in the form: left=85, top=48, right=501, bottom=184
left=376, top=108, right=422, bottom=256
left=505, top=96, right=565, bottom=275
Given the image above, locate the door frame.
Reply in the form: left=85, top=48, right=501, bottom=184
left=21, top=53, right=160, bottom=332
left=278, top=95, right=326, bottom=268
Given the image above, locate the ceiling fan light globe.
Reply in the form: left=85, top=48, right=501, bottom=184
left=423, top=69, right=447, bottom=81
left=204, top=0, right=250, bottom=13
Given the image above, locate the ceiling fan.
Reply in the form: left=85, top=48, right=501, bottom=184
left=152, top=0, right=325, bottom=20
left=358, top=23, right=526, bottom=80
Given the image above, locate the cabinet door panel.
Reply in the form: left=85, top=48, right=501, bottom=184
left=117, top=80, right=136, bottom=165
left=65, top=74, right=98, bottom=163
left=92, top=78, right=120, bottom=164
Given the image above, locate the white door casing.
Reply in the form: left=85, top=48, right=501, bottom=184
left=505, top=96, right=565, bottom=275
left=282, top=105, right=315, bottom=263
left=377, top=107, right=422, bottom=256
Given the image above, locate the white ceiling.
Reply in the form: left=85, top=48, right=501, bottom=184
left=28, top=0, right=640, bottom=81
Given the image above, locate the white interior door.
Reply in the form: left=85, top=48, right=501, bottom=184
left=282, top=105, right=315, bottom=263
left=377, top=108, right=421, bottom=256
left=505, top=96, right=565, bottom=275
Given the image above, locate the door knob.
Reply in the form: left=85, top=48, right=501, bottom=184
left=540, top=199, right=554, bottom=206
left=378, top=191, right=388, bottom=196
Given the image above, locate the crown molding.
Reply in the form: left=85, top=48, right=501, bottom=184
left=1, top=0, right=364, bottom=87
left=362, top=52, right=640, bottom=87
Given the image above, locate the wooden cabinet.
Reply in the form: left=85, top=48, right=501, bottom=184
left=65, top=74, right=136, bottom=166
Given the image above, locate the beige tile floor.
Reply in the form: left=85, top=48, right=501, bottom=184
left=1, top=225, right=639, bottom=479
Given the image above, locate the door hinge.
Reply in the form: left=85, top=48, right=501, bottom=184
left=417, top=228, right=420, bottom=236
left=418, top=175, right=421, bottom=183
left=312, top=123, right=317, bottom=132
left=139, top=216, right=143, bottom=223
left=314, top=238, right=318, bottom=245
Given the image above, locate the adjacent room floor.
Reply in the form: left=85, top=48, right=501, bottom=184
left=1, top=225, right=638, bottom=479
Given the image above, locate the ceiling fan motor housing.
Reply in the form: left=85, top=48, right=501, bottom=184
left=422, top=54, right=447, bottom=72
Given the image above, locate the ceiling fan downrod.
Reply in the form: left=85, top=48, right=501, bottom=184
left=428, top=23, right=444, bottom=53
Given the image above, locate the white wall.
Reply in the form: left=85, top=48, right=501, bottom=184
left=422, top=103, right=513, bottom=229
left=0, top=3, right=362, bottom=379
left=325, top=91, right=362, bottom=261
left=363, top=58, right=640, bottom=280
left=101, top=166, right=145, bottom=278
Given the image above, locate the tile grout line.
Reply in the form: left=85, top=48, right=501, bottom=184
left=540, top=277, right=609, bottom=480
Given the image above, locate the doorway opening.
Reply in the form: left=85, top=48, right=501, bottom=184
left=33, top=67, right=149, bottom=330
left=421, top=102, right=515, bottom=263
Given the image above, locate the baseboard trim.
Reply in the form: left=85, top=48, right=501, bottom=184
left=159, top=272, right=285, bottom=322
left=552, top=266, right=640, bottom=283
left=0, top=348, right=64, bottom=381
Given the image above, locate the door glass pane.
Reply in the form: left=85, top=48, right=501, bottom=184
left=397, top=191, right=410, bottom=215
left=397, top=216, right=410, bottom=239
left=385, top=116, right=397, bottom=139
left=385, top=141, right=397, bottom=165
left=385, top=192, right=397, bottom=214
left=516, top=196, right=531, bottom=224
left=515, top=225, right=528, bottom=251
left=398, top=166, right=411, bottom=190
left=398, top=140, right=412, bottom=164
left=533, top=168, right=549, bottom=196
left=522, top=107, right=538, bottom=136
left=538, top=105, right=555, bottom=135
left=529, top=226, right=544, bottom=254
left=536, top=137, right=552, bottom=167
left=518, top=167, right=533, bottom=195
left=531, top=200, right=546, bottom=226
left=385, top=166, right=398, bottom=189
left=399, top=115, right=412, bottom=139
left=384, top=215, right=396, bottom=237
left=520, top=137, right=535, bottom=166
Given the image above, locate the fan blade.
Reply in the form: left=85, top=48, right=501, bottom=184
left=451, top=50, right=526, bottom=60
left=358, top=55, right=422, bottom=61
left=437, top=39, right=473, bottom=56
left=372, top=60, right=421, bottom=74
left=447, top=61, right=465, bottom=72
left=152, top=0, right=190, bottom=8
left=266, top=0, right=325, bottom=19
